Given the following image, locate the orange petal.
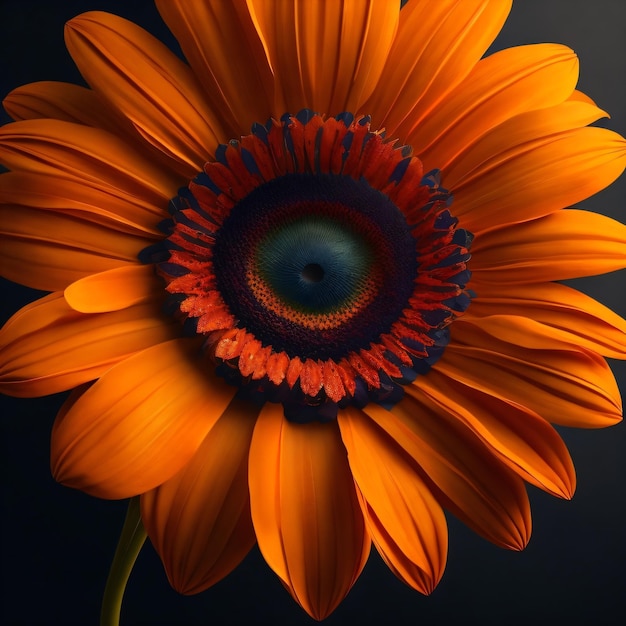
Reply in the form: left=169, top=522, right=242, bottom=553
left=568, top=89, right=598, bottom=106
left=65, top=12, right=221, bottom=175
left=409, top=44, right=581, bottom=171
left=338, top=407, right=448, bottom=593
left=155, top=0, right=273, bottom=138
left=462, top=315, right=620, bottom=360
left=471, top=210, right=626, bottom=282
left=0, top=171, right=166, bottom=236
left=445, top=100, right=608, bottom=187
left=64, top=265, right=161, bottom=313
left=410, top=371, right=576, bottom=499
left=0, top=205, right=152, bottom=291
left=246, top=0, right=399, bottom=115
left=3, top=79, right=202, bottom=179
left=365, top=0, right=511, bottom=138
left=439, top=320, right=622, bottom=428
left=467, top=282, right=626, bottom=359
left=0, top=292, right=180, bottom=398
left=141, top=398, right=258, bottom=595
left=249, top=403, right=370, bottom=620
left=362, top=398, right=531, bottom=551
left=450, top=126, right=626, bottom=233
left=3, top=81, right=122, bottom=130
left=0, top=119, right=181, bottom=204
left=51, top=338, right=236, bottom=498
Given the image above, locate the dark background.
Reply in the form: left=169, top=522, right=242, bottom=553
left=1, top=1, right=625, bottom=624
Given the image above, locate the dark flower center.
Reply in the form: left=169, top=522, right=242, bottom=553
left=301, top=263, right=324, bottom=283
left=212, top=172, right=418, bottom=361
left=141, top=111, right=473, bottom=422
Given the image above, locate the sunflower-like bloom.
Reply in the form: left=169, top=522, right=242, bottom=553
left=1, top=1, right=625, bottom=621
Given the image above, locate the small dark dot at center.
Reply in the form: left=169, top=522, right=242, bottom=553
left=301, top=263, right=325, bottom=283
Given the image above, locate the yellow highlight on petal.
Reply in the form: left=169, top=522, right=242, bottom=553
left=64, top=264, right=161, bottom=313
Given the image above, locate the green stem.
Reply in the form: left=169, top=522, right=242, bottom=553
left=100, top=496, right=147, bottom=626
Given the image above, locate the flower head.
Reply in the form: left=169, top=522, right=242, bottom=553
left=1, top=0, right=625, bottom=622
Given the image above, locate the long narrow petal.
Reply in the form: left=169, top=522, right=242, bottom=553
left=471, top=210, right=626, bottom=282
left=51, top=338, right=236, bottom=499
left=141, top=398, right=258, bottom=595
left=466, top=314, right=599, bottom=352
left=65, top=12, right=222, bottom=174
left=439, top=321, right=622, bottom=428
left=246, top=0, right=398, bottom=115
left=3, top=81, right=122, bottom=130
left=467, top=282, right=626, bottom=359
left=445, top=101, right=609, bottom=186
left=338, top=407, right=447, bottom=594
left=64, top=265, right=161, bottom=313
left=0, top=119, right=180, bottom=205
left=0, top=171, right=165, bottom=238
left=364, top=0, right=511, bottom=138
left=0, top=206, right=152, bottom=291
left=0, top=292, right=179, bottom=398
left=409, top=44, right=581, bottom=171
left=3, top=80, right=200, bottom=179
left=450, top=127, right=626, bottom=233
left=361, top=399, right=531, bottom=551
left=155, top=0, right=273, bottom=138
left=410, top=372, right=576, bottom=498
left=249, top=403, right=370, bottom=621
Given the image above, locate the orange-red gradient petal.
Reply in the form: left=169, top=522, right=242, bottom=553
left=339, top=407, right=448, bottom=594
left=51, top=338, right=236, bottom=498
left=365, top=398, right=531, bottom=551
left=141, top=398, right=259, bottom=595
left=249, top=403, right=370, bottom=620
left=0, top=292, right=179, bottom=397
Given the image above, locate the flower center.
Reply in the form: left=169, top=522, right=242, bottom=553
left=211, top=172, right=418, bottom=362
left=142, top=111, right=473, bottom=422
left=301, top=263, right=324, bottom=282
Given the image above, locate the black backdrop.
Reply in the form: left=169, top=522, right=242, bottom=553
left=1, top=1, right=625, bottom=625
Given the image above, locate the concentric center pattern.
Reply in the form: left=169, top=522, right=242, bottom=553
left=144, top=111, right=473, bottom=422
left=213, top=173, right=417, bottom=360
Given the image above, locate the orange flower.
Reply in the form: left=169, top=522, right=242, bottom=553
left=1, top=1, right=625, bottom=623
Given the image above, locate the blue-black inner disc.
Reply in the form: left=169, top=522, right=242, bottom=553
left=212, top=173, right=417, bottom=360
left=255, top=214, right=374, bottom=313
